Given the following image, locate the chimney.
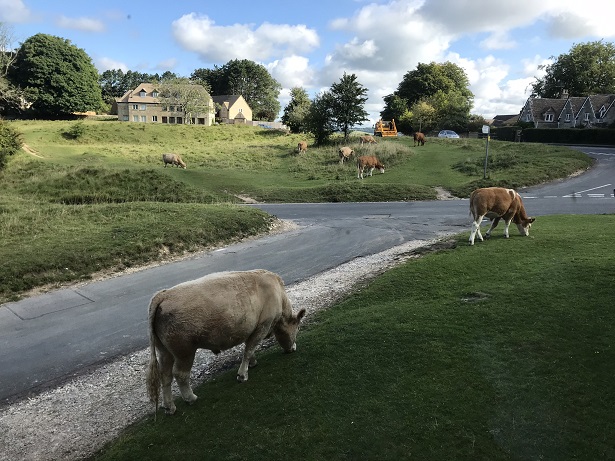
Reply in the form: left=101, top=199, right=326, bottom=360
left=561, top=89, right=569, bottom=99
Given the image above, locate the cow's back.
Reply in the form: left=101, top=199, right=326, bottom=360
left=470, top=187, right=518, bottom=217
left=153, top=270, right=286, bottom=352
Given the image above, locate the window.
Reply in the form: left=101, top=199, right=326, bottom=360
left=141, top=116, right=146, bottom=122
left=140, top=104, right=146, bottom=111
left=132, top=104, right=138, bottom=110
left=169, top=117, right=175, bottom=124
left=177, top=117, right=183, bottom=124
left=169, top=106, right=175, bottom=112
left=584, top=112, right=590, bottom=121
left=544, top=113, right=554, bottom=122
left=565, top=113, right=571, bottom=121
left=162, top=116, right=168, bottom=123
left=162, top=105, right=167, bottom=112
left=133, top=115, right=139, bottom=122
left=152, top=116, right=158, bottom=122
left=139, top=90, right=146, bottom=97
left=122, top=115, right=129, bottom=121
left=152, top=91, right=158, bottom=97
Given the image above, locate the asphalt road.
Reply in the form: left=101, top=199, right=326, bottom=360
left=1, top=146, right=614, bottom=405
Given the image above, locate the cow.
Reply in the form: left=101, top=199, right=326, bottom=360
left=162, top=153, right=186, bottom=169
left=413, top=132, right=426, bottom=146
left=297, top=141, right=308, bottom=154
left=146, top=269, right=306, bottom=415
left=359, top=135, right=377, bottom=145
left=469, top=187, right=535, bottom=245
left=357, top=155, right=385, bottom=179
left=339, top=146, right=355, bottom=164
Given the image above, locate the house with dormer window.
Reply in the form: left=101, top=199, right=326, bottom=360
left=518, top=93, right=615, bottom=128
left=116, top=83, right=215, bottom=126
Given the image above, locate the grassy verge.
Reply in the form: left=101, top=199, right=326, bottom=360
left=0, top=120, right=593, bottom=301
left=92, top=215, right=615, bottom=461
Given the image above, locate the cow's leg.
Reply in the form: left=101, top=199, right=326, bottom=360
left=157, top=347, right=177, bottom=414
left=173, top=350, right=197, bottom=405
left=503, top=219, right=513, bottom=238
left=369, top=167, right=375, bottom=177
left=237, top=324, right=271, bottom=382
left=485, top=217, right=501, bottom=238
left=469, top=215, right=485, bottom=245
left=358, top=166, right=363, bottom=179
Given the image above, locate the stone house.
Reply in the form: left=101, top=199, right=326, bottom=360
left=212, top=95, right=252, bottom=124
left=518, top=91, right=615, bottom=128
left=116, top=83, right=215, bottom=126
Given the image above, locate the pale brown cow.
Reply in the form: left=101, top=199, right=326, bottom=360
left=339, top=146, right=355, bottom=164
left=146, top=269, right=306, bottom=415
left=297, top=141, right=308, bottom=154
left=162, top=153, right=186, bottom=169
left=413, top=132, right=426, bottom=146
left=469, top=187, right=535, bottom=245
left=359, top=135, right=377, bottom=145
left=357, top=155, right=385, bottom=179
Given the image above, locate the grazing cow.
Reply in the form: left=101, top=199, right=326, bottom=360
left=297, top=141, right=308, bottom=154
left=469, top=187, right=535, bottom=245
left=146, top=269, right=306, bottom=415
left=162, top=153, right=186, bottom=169
left=339, top=146, right=355, bottom=164
left=413, top=132, right=426, bottom=146
left=357, top=155, right=385, bottom=179
left=359, top=135, right=377, bottom=145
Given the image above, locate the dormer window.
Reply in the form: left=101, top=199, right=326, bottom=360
left=139, top=89, right=146, bottom=97
left=152, top=91, right=158, bottom=97
left=544, top=113, right=554, bottom=122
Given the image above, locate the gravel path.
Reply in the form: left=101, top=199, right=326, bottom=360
left=0, top=230, right=453, bottom=461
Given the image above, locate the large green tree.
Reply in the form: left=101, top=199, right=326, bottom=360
left=329, top=72, right=369, bottom=140
left=281, top=87, right=311, bottom=133
left=304, top=91, right=335, bottom=146
left=191, top=59, right=281, bottom=121
left=8, top=33, right=103, bottom=117
left=531, top=40, right=615, bottom=97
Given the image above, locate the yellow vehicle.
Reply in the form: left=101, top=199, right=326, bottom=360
left=374, top=119, right=397, bottom=137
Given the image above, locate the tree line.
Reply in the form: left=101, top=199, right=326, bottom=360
left=2, top=24, right=615, bottom=143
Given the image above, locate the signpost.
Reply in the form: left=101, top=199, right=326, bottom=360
left=482, top=125, right=490, bottom=179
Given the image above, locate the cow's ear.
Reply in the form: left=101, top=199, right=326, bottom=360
left=297, top=308, right=306, bottom=322
left=529, top=217, right=536, bottom=223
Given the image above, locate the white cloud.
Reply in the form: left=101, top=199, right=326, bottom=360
left=96, top=57, right=128, bottom=73
left=267, top=55, right=315, bottom=90
left=56, top=15, right=105, bottom=33
left=171, top=13, right=319, bottom=62
left=0, top=0, right=31, bottom=22
left=156, top=58, right=178, bottom=71
left=480, top=31, right=516, bottom=50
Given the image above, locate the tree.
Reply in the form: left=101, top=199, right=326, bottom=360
left=329, top=73, right=369, bottom=140
left=281, top=87, right=311, bottom=133
left=380, top=93, right=408, bottom=122
left=157, top=78, right=212, bottom=124
left=304, top=91, right=335, bottom=146
left=396, top=62, right=473, bottom=107
left=191, top=60, right=281, bottom=121
left=429, top=89, right=472, bottom=132
left=0, top=22, right=25, bottom=115
left=531, top=40, right=615, bottom=98
left=8, top=34, right=103, bottom=117
left=407, top=100, right=436, bottom=133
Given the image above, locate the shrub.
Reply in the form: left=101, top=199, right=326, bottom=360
left=0, top=121, right=23, bottom=171
left=65, top=122, right=86, bottom=140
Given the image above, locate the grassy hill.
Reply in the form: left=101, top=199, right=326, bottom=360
left=0, top=119, right=593, bottom=302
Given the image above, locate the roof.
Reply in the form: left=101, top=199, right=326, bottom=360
left=491, top=114, right=518, bottom=127
left=212, top=95, right=244, bottom=106
left=116, top=82, right=212, bottom=104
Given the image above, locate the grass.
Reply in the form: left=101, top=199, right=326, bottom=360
left=91, top=215, right=615, bottom=461
left=0, top=119, right=593, bottom=302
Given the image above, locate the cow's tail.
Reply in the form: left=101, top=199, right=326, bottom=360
left=146, top=291, right=164, bottom=419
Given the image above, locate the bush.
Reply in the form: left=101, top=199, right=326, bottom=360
left=0, top=121, right=22, bottom=171
left=65, top=122, right=86, bottom=139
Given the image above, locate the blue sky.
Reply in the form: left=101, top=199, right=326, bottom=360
left=2, top=0, right=614, bottom=124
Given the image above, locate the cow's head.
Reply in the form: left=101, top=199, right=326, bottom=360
left=274, top=308, right=306, bottom=352
left=516, top=217, right=535, bottom=236
left=377, top=163, right=385, bottom=173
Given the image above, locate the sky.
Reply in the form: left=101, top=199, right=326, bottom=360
left=2, top=0, right=614, bottom=126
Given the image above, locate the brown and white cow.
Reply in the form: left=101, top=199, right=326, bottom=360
left=146, top=269, right=306, bottom=415
left=339, top=146, right=355, bottom=164
left=162, top=153, right=186, bottom=169
left=469, top=187, right=535, bottom=245
left=413, top=132, right=426, bottom=146
left=297, top=141, right=308, bottom=154
left=359, top=135, right=377, bottom=145
left=357, top=155, right=385, bottom=179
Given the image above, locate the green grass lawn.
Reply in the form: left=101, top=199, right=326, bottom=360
left=92, top=215, right=615, bottom=461
left=0, top=119, right=594, bottom=302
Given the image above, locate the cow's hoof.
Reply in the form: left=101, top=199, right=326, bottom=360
left=184, top=394, right=198, bottom=404
left=236, top=374, right=248, bottom=383
left=164, top=405, right=177, bottom=415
